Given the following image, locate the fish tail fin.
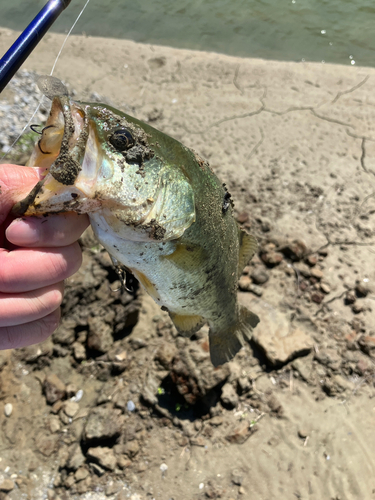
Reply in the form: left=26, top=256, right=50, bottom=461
left=209, top=306, right=260, bottom=367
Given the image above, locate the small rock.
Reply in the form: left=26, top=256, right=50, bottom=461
left=359, top=335, right=375, bottom=355
left=117, top=456, right=132, bottom=469
left=84, top=407, right=124, bottom=442
left=75, top=467, right=89, bottom=482
left=123, top=440, right=140, bottom=458
left=220, top=383, right=239, bottom=409
left=238, top=275, right=252, bottom=291
left=225, top=422, right=255, bottom=444
left=65, top=383, right=78, bottom=398
left=320, top=283, right=331, bottom=294
left=251, top=306, right=313, bottom=366
left=209, top=416, right=223, bottom=426
left=355, top=281, right=371, bottom=297
left=43, top=373, right=66, bottom=404
left=250, top=267, right=269, bottom=285
left=127, top=400, right=136, bottom=412
left=345, top=291, right=356, bottom=305
left=305, top=254, right=318, bottom=266
left=106, top=481, right=121, bottom=496
left=49, top=417, right=61, bottom=433
left=231, top=469, right=244, bottom=486
left=236, top=212, right=249, bottom=224
left=248, top=284, right=263, bottom=297
left=64, top=401, right=79, bottom=418
left=238, top=376, right=251, bottom=393
left=87, top=447, right=117, bottom=471
left=310, top=267, right=324, bottom=280
left=4, top=403, right=13, bottom=417
left=73, top=342, right=86, bottom=361
left=155, top=342, right=177, bottom=368
left=311, top=291, right=324, bottom=304
left=260, top=250, right=283, bottom=267
left=352, top=303, right=364, bottom=314
left=298, top=428, right=309, bottom=439
left=0, top=479, right=14, bottom=492
left=67, top=444, right=87, bottom=471
left=281, top=239, right=307, bottom=261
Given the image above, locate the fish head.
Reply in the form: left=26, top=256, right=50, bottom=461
left=15, top=78, right=195, bottom=242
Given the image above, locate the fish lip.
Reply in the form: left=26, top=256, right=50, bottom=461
left=12, top=97, right=90, bottom=217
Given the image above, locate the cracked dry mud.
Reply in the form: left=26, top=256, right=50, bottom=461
left=0, top=30, right=375, bottom=500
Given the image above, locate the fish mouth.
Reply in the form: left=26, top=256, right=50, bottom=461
left=12, top=96, right=101, bottom=217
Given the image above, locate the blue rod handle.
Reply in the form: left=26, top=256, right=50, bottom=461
left=0, top=0, right=72, bottom=93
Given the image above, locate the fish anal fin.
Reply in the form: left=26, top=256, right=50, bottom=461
left=209, top=305, right=260, bottom=367
left=169, top=312, right=205, bottom=337
left=238, top=229, right=258, bottom=277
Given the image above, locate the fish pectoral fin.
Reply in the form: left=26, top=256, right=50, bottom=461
left=209, top=305, right=260, bottom=367
left=169, top=312, right=205, bottom=337
left=238, top=228, right=258, bottom=277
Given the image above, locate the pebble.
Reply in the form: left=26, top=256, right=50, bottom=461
left=238, top=275, right=252, bottom=291
left=87, top=447, right=117, bottom=471
left=281, top=239, right=307, bottom=261
left=4, top=403, right=13, bottom=417
left=320, top=283, right=331, bottom=294
left=345, top=290, right=356, bottom=305
left=220, top=383, right=239, bottom=408
left=310, top=267, right=324, bottom=280
left=355, top=281, right=371, bottom=297
left=231, top=469, right=244, bottom=486
left=127, top=400, right=136, bottom=412
left=43, top=373, right=66, bottom=404
left=0, top=479, right=14, bottom=492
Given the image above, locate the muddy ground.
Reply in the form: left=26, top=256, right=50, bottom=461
left=0, top=30, right=375, bottom=500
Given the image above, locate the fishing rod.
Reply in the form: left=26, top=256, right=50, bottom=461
left=0, top=0, right=72, bottom=94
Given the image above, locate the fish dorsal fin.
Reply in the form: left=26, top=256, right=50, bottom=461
left=238, top=228, right=258, bottom=276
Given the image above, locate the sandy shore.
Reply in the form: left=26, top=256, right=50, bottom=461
left=0, top=28, right=375, bottom=500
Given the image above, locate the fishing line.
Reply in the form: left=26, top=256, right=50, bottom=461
left=1, top=0, right=91, bottom=161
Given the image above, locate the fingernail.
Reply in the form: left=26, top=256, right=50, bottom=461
left=6, top=219, right=41, bottom=245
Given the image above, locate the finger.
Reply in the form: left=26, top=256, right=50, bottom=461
left=0, top=308, right=61, bottom=350
left=6, top=212, right=90, bottom=247
left=0, top=165, right=45, bottom=225
left=0, top=281, right=64, bottom=328
left=0, top=243, right=81, bottom=294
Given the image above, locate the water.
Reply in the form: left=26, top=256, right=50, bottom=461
left=2, top=0, right=375, bottom=67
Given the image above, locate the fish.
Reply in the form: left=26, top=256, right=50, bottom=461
left=13, top=76, right=260, bottom=367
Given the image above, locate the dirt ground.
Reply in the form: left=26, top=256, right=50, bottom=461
left=0, top=29, right=375, bottom=500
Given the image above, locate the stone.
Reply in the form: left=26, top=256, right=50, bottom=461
left=225, top=422, right=255, bottom=444
left=84, top=407, right=124, bottom=442
left=87, top=447, right=117, bottom=471
left=311, top=292, right=324, bottom=304
left=155, top=342, right=177, bottom=368
left=231, top=469, right=244, bottom=486
left=67, top=444, right=86, bottom=471
left=73, top=342, right=86, bottom=361
left=4, top=403, right=13, bottom=417
left=355, top=281, right=371, bottom=297
left=87, top=316, right=113, bottom=353
left=236, top=212, right=249, bottom=224
left=49, top=417, right=61, bottom=434
left=220, top=383, right=239, bottom=409
left=238, top=275, right=252, bottom=291
left=310, top=267, right=324, bottom=280
left=345, top=291, right=356, bottom=305
left=251, top=304, right=313, bottom=366
left=64, top=401, right=80, bottom=418
left=106, top=481, right=121, bottom=496
left=260, top=250, right=283, bottom=266
left=320, top=283, right=331, bottom=294
left=0, top=479, right=14, bottom=492
left=250, top=267, right=269, bottom=285
left=43, top=373, right=66, bottom=404
left=123, top=440, right=140, bottom=458
left=75, top=467, right=89, bottom=482
left=280, top=239, right=307, bottom=261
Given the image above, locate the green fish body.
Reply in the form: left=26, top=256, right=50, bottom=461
left=15, top=76, right=259, bottom=366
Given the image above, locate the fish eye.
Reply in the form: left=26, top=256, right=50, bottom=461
left=109, top=128, right=135, bottom=151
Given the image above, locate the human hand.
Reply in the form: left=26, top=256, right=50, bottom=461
left=0, top=164, right=89, bottom=349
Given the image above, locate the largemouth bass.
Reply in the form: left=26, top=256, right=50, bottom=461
left=13, top=76, right=259, bottom=366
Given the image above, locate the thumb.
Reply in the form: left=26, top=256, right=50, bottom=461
left=0, top=165, right=45, bottom=225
